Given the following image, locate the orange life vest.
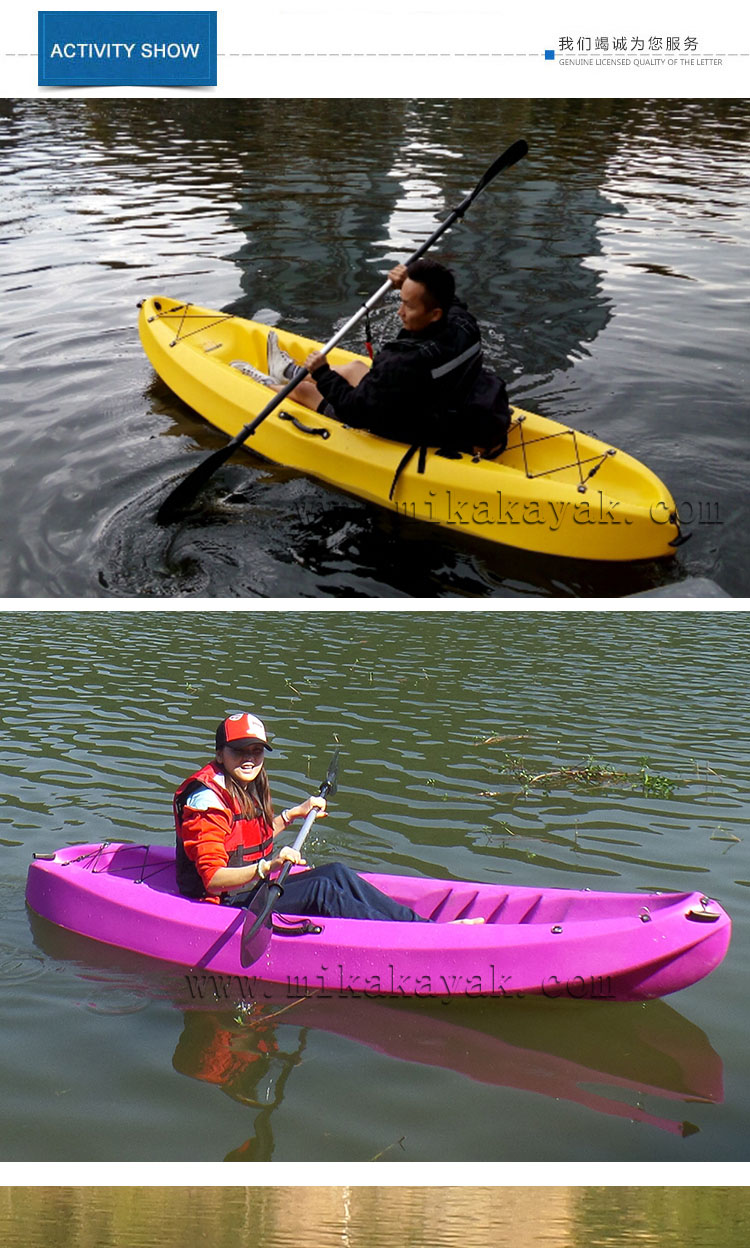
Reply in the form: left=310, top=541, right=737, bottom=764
left=174, top=762, right=275, bottom=898
left=172, top=1012, right=278, bottom=1086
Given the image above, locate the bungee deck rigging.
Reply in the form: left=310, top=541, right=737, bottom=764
left=34, top=841, right=168, bottom=884
left=510, top=413, right=617, bottom=490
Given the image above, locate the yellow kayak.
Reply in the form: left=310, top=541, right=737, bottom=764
left=139, top=296, right=684, bottom=562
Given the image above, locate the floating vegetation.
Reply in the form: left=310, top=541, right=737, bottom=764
left=234, top=994, right=315, bottom=1028
left=693, top=759, right=721, bottom=782
left=370, top=1135, right=406, bottom=1162
left=709, top=827, right=741, bottom=844
left=637, top=758, right=677, bottom=799
left=472, top=734, right=529, bottom=746
left=480, top=753, right=677, bottom=798
left=689, top=758, right=724, bottom=800
left=526, top=761, right=630, bottom=788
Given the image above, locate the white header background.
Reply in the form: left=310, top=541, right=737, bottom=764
left=6, top=0, right=749, bottom=95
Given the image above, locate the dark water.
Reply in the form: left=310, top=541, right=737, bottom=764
left=1, top=1187, right=749, bottom=1248
left=2, top=610, right=749, bottom=1162
left=1, top=98, right=748, bottom=597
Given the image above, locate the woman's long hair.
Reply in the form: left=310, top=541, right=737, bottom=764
left=218, top=757, right=275, bottom=829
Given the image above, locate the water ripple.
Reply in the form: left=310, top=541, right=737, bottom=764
left=2, top=99, right=749, bottom=594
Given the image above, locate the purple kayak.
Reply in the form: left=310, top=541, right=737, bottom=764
left=26, top=841, right=731, bottom=1001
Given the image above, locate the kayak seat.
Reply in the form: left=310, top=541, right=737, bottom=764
left=476, top=438, right=509, bottom=462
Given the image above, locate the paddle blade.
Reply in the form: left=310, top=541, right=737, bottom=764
left=156, top=442, right=237, bottom=525
left=470, top=139, right=529, bottom=202
left=323, top=747, right=340, bottom=800
left=155, top=372, right=306, bottom=526
left=239, top=880, right=283, bottom=966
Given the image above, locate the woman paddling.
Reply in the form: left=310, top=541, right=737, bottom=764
left=175, top=712, right=482, bottom=923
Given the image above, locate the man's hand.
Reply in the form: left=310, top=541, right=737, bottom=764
left=388, top=264, right=408, bottom=289
left=304, top=351, right=327, bottom=374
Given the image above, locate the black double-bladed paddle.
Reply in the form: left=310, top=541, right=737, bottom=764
left=239, top=748, right=340, bottom=967
left=155, top=139, right=529, bottom=524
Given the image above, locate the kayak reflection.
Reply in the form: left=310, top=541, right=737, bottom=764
left=27, top=911, right=723, bottom=1160
left=171, top=988, right=722, bottom=1159
left=172, top=1006, right=309, bottom=1162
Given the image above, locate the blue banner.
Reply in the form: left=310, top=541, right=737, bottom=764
left=38, top=11, right=217, bottom=86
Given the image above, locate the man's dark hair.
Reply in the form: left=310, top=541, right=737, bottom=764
left=406, top=258, right=455, bottom=313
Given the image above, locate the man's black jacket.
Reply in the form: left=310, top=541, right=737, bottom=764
left=312, top=302, right=485, bottom=446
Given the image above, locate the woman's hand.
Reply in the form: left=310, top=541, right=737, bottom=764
left=299, top=795, right=327, bottom=818
left=271, top=845, right=307, bottom=871
left=285, top=796, right=327, bottom=822
left=273, top=795, right=327, bottom=838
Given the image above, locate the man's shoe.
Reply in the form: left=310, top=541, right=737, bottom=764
left=231, top=360, right=274, bottom=385
left=267, top=331, right=298, bottom=382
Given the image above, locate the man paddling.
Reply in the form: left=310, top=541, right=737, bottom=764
left=249, top=260, right=510, bottom=456
left=156, top=143, right=529, bottom=523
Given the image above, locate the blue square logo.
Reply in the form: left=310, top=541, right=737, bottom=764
left=545, top=49, right=555, bottom=60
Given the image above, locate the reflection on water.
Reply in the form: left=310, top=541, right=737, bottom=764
left=173, top=995, right=721, bottom=1160
left=1, top=98, right=749, bottom=595
left=25, top=905, right=727, bottom=1160
left=1, top=1188, right=749, bottom=1248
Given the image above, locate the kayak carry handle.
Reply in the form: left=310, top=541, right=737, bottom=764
left=278, top=412, right=331, bottom=439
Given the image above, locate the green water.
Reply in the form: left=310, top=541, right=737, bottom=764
left=1, top=609, right=749, bottom=1161
left=1, top=1187, right=748, bottom=1248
